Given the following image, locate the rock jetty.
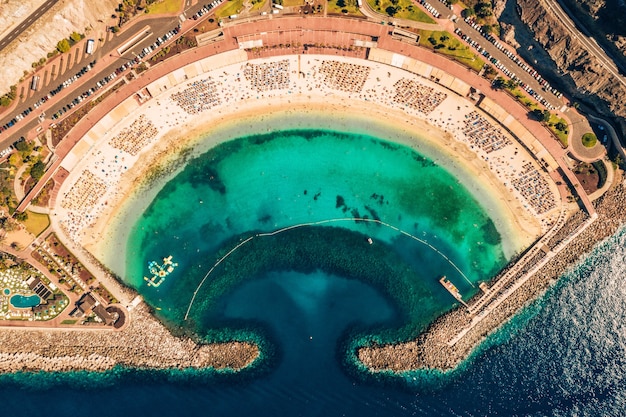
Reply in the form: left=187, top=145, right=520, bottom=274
left=358, top=178, right=626, bottom=372
left=0, top=303, right=258, bottom=373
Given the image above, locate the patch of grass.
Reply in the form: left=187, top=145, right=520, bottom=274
left=216, top=0, right=245, bottom=17
left=547, top=114, right=569, bottom=147
left=554, top=130, right=568, bottom=147
left=511, top=88, right=539, bottom=110
left=419, top=30, right=484, bottom=72
left=61, top=319, right=77, bottom=325
left=251, top=0, right=268, bottom=11
left=328, top=0, right=363, bottom=15
left=367, top=0, right=435, bottom=23
left=147, top=0, right=183, bottom=14
left=283, top=0, right=304, bottom=6
left=582, top=132, right=598, bottom=148
left=22, top=211, right=50, bottom=237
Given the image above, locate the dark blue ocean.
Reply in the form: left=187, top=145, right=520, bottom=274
left=2, top=229, right=625, bottom=416
left=2, top=130, right=624, bottom=416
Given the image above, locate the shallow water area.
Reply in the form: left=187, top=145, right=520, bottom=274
left=1, top=118, right=624, bottom=416
left=3, top=228, right=626, bottom=416
left=124, top=129, right=507, bottom=328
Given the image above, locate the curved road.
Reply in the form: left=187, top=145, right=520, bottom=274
left=0, top=0, right=60, bottom=53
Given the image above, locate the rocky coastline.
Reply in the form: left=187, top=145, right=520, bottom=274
left=0, top=179, right=621, bottom=378
left=515, top=0, right=626, bottom=134
left=358, top=177, right=626, bottom=372
left=0, top=303, right=259, bottom=373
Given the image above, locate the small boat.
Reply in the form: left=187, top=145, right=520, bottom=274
left=367, top=237, right=373, bottom=245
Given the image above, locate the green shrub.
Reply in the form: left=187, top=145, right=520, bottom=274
left=582, top=132, right=598, bottom=148
left=57, top=39, right=71, bottom=53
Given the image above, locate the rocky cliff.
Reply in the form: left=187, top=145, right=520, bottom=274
left=563, top=0, right=626, bottom=54
left=504, top=0, right=626, bottom=136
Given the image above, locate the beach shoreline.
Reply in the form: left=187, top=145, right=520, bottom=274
left=88, top=98, right=541, bottom=281
left=357, top=178, right=626, bottom=372
left=42, top=53, right=563, bottom=375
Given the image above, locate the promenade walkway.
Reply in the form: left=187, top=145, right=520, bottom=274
left=449, top=212, right=596, bottom=346
left=16, top=16, right=596, bottom=218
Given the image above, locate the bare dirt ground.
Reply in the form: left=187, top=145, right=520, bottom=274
left=0, top=0, right=117, bottom=95
left=0, top=0, right=47, bottom=40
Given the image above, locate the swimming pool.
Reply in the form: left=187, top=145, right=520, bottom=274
left=10, top=294, right=41, bottom=309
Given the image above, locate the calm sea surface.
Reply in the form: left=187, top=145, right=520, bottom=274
left=1, top=129, right=623, bottom=416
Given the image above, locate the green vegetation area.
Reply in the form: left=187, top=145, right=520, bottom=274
left=22, top=211, right=50, bottom=237
left=0, top=85, right=17, bottom=107
left=56, top=31, right=84, bottom=54
left=547, top=114, right=569, bottom=147
left=328, top=0, right=363, bottom=15
left=530, top=108, right=568, bottom=146
left=582, top=132, right=598, bottom=148
left=592, top=160, right=608, bottom=188
left=0, top=139, right=45, bottom=214
left=251, top=0, right=267, bottom=11
left=460, top=0, right=500, bottom=34
left=367, top=0, right=435, bottom=22
left=419, top=30, right=485, bottom=72
left=510, top=87, right=538, bottom=110
left=216, top=0, right=244, bottom=18
left=0, top=160, right=16, bottom=213
left=61, top=319, right=77, bottom=325
left=493, top=78, right=569, bottom=147
left=146, top=0, right=182, bottom=14
left=282, top=0, right=304, bottom=6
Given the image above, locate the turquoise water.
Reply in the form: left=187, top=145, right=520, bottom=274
left=9, top=294, right=40, bottom=308
left=3, top=288, right=9, bottom=295
left=0, top=128, right=624, bottom=416
left=124, top=128, right=507, bottom=357
left=0, top=230, right=624, bottom=415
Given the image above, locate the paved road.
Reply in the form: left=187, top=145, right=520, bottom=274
left=565, top=106, right=606, bottom=162
left=586, top=113, right=626, bottom=162
left=348, top=0, right=563, bottom=110
left=544, top=0, right=626, bottom=89
left=0, top=1, right=214, bottom=150
left=425, top=2, right=565, bottom=110
left=0, top=0, right=60, bottom=53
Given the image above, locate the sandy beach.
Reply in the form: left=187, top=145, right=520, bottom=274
left=52, top=54, right=558, bottom=284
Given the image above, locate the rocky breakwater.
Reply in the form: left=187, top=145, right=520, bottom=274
left=0, top=304, right=259, bottom=373
left=358, top=177, right=626, bottom=372
left=515, top=0, right=626, bottom=131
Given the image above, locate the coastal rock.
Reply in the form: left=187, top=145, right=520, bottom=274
left=515, top=0, right=626, bottom=126
left=359, top=176, right=626, bottom=372
left=0, top=304, right=259, bottom=373
left=499, top=22, right=520, bottom=49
